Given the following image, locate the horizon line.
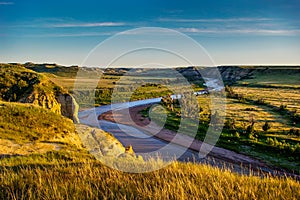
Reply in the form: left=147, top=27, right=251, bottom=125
left=2, top=62, right=300, bottom=68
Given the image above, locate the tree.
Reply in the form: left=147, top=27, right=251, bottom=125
left=161, top=94, right=174, bottom=111
left=225, top=85, right=234, bottom=97
left=246, top=124, right=254, bottom=136
left=224, top=118, right=236, bottom=131
left=262, top=121, right=271, bottom=132
left=246, top=115, right=255, bottom=137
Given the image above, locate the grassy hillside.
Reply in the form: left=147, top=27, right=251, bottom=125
left=0, top=63, right=299, bottom=199
left=236, top=67, right=300, bottom=88
left=0, top=101, right=82, bottom=155
left=0, top=63, right=80, bottom=122
left=0, top=157, right=299, bottom=200
left=2, top=95, right=298, bottom=200
left=0, top=63, right=71, bottom=101
left=0, top=64, right=39, bottom=102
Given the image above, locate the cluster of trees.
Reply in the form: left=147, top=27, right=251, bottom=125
left=160, top=92, right=199, bottom=119
left=225, top=85, right=246, bottom=103
left=95, top=89, right=113, bottom=104
left=289, top=128, right=300, bottom=136
left=266, top=137, right=300, bottom=154
left=0, top=65, right=39, bottom=102
left=224, top=117, right=272, bottom=139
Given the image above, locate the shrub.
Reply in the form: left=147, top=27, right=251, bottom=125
left=244, top=107, right=256, bottom=111
left=246, top=124, right=255, bottom=137
left=255, top=98, right=266, bottom=105
left=289, top=128, right=300, bottom=136
left=266, top=137, right=275, bottom=146
left=279, top=104, right=287, bottom=112
left=262, top=121, right=271, bottom=132
left=224, top=119, right=236, bottom=132
left=225, top=85, right=235, bottom=97
left=291, top=113, right=300, bottom=125
left=234, top=131, right=240, bottom=138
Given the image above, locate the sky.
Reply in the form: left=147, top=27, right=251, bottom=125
left=0, top=0, right=300, bottom=66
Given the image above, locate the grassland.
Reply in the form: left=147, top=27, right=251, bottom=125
left=237, top=67, right=300, bottom=89
left=1, top=89, right=298, bottom=199
left=0, top=101, right=83, bottom=155
left=137, top=67, right=300, bottom=173
left=24, top=64, right=300, bottom=172
left=1, top=155, right=300, bottom=200
left=221, top=70, right=300, bottom=171
left=35, top=65, right=204, bottom=107
left=232, top=87, right=300, bottom=115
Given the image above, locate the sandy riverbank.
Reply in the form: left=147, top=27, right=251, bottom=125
left=98, top=104, right=269, bottom=167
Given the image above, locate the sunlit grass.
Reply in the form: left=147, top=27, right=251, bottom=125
left=233, top=87, right=300, bottom=115
left=0, top=101, right=82, bottom=155
left=0, top=156, right=299, bottom=200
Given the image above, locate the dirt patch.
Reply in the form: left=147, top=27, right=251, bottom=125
left=0, top=139, right=61, bottom=156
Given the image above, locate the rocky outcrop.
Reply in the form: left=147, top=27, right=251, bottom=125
left=57, top=93, right=80, bottom=123
left=177, top=66, right=203, bottom=81
left=76, top=124, right=141, bottom=160
left=23, top=91, right=61, bottom=114
left=0, top=64, right=80, bottom=123
left=177, top=66, right=256, bottom=84
left=20, top=91, right=79, bottom=123
left=217, top=66, right=256, bottom=83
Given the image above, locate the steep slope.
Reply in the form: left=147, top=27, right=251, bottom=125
left=0, top=64, right=79, bottom=123
left=0, top=101, right=137, bottom=160
left=0, top=101, right=82, bottom=156
left=0, top=64, right=139, bottom=161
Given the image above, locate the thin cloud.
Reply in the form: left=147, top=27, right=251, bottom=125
left=159, top=17, right=272, bottom=23
left=23, top=32, right=117, bottom=38
left=117, top=28, right=175, bottom=35
left=49, top=22, right=125, bottom=28
left=0, top=1, right=14, bottom=5
left=178, top=27, right=300, bottom=36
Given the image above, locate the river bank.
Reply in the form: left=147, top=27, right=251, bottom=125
left=98, top=103, right=300, bottom=179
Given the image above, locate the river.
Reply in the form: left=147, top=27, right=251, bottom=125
left=77, top=77, right=300, bottom=178
left=78, top=98, right=273, bottom=175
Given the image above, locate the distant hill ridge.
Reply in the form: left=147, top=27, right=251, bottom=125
left=19, top=62, right=300, bottom=84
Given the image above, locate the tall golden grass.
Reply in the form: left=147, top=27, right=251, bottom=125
left=0, top=160, right=299, bottom=200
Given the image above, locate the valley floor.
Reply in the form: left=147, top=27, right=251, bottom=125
left=99, top=103, right=300, bottom=179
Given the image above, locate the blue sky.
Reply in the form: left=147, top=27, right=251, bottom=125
left=0, top=0, right=300, bottom=66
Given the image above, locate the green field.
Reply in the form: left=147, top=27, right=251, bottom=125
left=24, top=64, right=300, bottom=172
left=47, top=67, right=204, bottom=107
left=237, top=67, right=300, bottom=88
left=0, top=92, right=298, bottom=199
left=138, top=67, right=300, bottom=173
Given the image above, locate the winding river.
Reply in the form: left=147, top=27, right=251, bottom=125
left=78, top=77, right=224, bottom=162
left=79, top=98, right=202, bottom=162
left=77, top=79, right=299, bottom=177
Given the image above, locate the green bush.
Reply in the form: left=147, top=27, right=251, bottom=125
left=262, top=121, right=271, bottom=132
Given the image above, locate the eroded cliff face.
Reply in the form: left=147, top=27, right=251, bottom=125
left=176, top=66, right=255, bottom=84
left=20, top=91, right=79, bottom=123
left=76, top=124, right=142, bottom=163
left=56, top=93, right=80, bottom=123
left=23, top=91, right=61, bottom=114
left=217, top=66, right=255, bottom=82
